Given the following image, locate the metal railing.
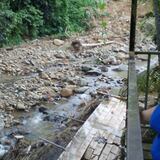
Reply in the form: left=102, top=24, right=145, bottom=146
left=127, top=0, right=160, bottom=159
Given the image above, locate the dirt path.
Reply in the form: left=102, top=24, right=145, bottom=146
left=0, top=0, right=156, bottom=159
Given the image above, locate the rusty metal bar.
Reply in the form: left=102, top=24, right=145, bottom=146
left=153, top=0, right=160, bottom=101
left=153, top=0, right=160, bottom=57
left=127, top=0, right=160, bottom=159
left=144, top=54, right=151, bottom=109
left=135, top=51, right=160, bottom=55
left=129, top=0, right=137, bottom=52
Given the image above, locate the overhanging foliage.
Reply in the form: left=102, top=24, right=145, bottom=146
left=0, top=0, right=97, bottom=46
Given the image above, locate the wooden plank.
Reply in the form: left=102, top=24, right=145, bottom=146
left=127, top=59, right=144, bottom=160
left=99, top=154, right=107, bottom=160
left=83, top=147, right=94, bottom=160
left=58, top=98, right=126, bottom=160
left=100, top=144, right=112, bottom=157
left=107, top=153, right=117, bottom=160
left=114, top=136, right=121, bottom=145
left=58, top=127, right=96, bottom=160
left=91, top=155, right=99, bottom=160
left=111, top=145, right=120, bottom=155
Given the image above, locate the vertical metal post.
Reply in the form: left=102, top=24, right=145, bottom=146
left=144, top=54, right=151, bottom=109
left=129, top=0, right=137, bottom=52
left=153, top=0, right=160, bottom=101
left=127, top=59, right=144, bottom=160
left=153, top=0, right=160, bottom=51
left=127, top=0, right=144, bottom=159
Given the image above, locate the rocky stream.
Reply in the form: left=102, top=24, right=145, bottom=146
left=0, top=0, right=158, bottom=159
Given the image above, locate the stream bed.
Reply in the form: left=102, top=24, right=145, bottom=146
left=0, top=54, right=158, bottom=159
left=0, top=0, right=158, bottom=158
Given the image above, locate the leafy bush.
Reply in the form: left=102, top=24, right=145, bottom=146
left=138, top=66, right=160, bottom=94
left=0, top=0, right=97, bottom=46
left=0, top=3, right=43, bottom=46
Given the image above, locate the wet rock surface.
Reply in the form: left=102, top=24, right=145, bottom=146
left=0, top=0, right=158, bottom=159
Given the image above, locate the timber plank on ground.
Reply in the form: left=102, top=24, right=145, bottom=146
left=58, top=97, right=126, bottom=160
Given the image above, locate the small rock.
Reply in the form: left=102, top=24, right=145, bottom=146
left=37, top=68, right=44, bottom=73
left=66, top=77, right=77, bottom=85
left=49, top=72, right=56, bottom=79
left=78, top=78, right=88, bottom=87
left=149, top=46, right=156, bottom=52
left=102, top=59, right=109, bottom=65
left=12, top=120, right=22, bottom=126
left=0, top=118, right=5, bottom=130
left=116, top=52, right=128, bottom=60
left=75, top=87, right=89, bottom=94
left=16, top=102, right=26, bottom=110
left=115, top=59, right=122, bottom=65
left=43, top=115, right=50, bottom=121
left=110, top=56, right=118, bottom=65
left=112, top=67, right=123, bottom=72
left=86, top=69, right=102, bottom=76
left=39, top=72, right=50, bottom=80
left=55, top=53, right=66, bottom=59
left=71, top=126, right=78, bottom=131
left=113, top=64, right=128, bottom=72
left=139, top=102, right=144, bottom=109
left=14, top=135, right=24, bottom=139
left=24, top=59, right=35, bottom=66
left=103, top=56, right=118, bottom=65
left=112, top=46, right=119, bottom=52
left=23, top=60, right=31, bottom=65
left=99, top=66, right=108, bottom=72
left=53, top=39, right=64, bottom=46
left=39, top=107, right=48, bottom=114
left=81, top=66, right=92, bottom=72
left=8, top=127, right=30, bottom=137
left=3, top=139, right=11, bottom=145
left=0, top=145, right=7, bottom=158
left=119, top=47, right=128, bottom=54
left=4, top=124, right=10, bottom=128
left=60, top=88, right=73, bottom=97
left=30, top=92, right=43, bottom=100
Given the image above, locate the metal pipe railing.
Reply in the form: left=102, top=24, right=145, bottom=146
left=129, top=0, right=137, bottom=52
left=144, top=54, right=151, bottom=110
left=127, top=0, right=160, bottom=159
left=127, top=57, right=144, bottom=160
left=127, top=0, right=144, bottom=159
left=153, top=0, right=160, bottom=101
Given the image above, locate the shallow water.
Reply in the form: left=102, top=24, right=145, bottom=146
left=0, top=55, right=158, bottom=156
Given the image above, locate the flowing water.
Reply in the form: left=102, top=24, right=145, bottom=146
left=0, top=55, right=158, bottom=158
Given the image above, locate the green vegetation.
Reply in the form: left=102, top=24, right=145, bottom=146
left=0, top=0, right=100, bottom=47
left=138, top=66, right=160, bottom=95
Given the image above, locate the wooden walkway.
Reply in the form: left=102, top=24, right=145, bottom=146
left=58, top=97, right=126, bottom=160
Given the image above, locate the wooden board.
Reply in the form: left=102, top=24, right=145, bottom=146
left=58, top=97, right=126, bottom=160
